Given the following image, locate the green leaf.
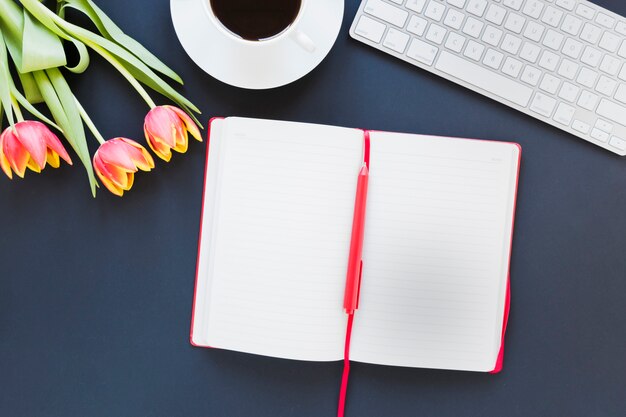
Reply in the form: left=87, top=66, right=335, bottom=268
left=33, top=69, right=97, bottom=196
left=59, top=0, right=184, bottom=84
left=21, top=0, right=200, bottom=114
left=0, top=0, right=25, bottom=69
left=69, top=23, right=199, bottom=112
left=17, top=71, right=43, bottom=103
left=20, top=10, right=67, bottom=72
left=0, top=28, right=15, bottom=126
left=18, top=0, right=90, bottom=74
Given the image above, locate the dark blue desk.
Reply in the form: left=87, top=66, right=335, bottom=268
left=1, top=1, right=625, bottom=416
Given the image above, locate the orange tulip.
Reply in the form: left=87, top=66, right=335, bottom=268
left=143, top=105, right=202, bottom=162
left=93, top=138, right=155, bottom=196
left=0, top=121, right=72, bottom=179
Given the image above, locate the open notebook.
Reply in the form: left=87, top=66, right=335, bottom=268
left=192, top=117, right=520, bottom=373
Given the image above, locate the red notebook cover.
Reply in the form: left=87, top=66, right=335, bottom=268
left=191, top=118, right=520, bottom=374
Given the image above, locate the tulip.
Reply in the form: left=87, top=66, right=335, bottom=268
left=0, top=121, right=72, bottom=179
left=93, top=138, right=155, bottom=196
left=143, top=105, right=202, bottom=162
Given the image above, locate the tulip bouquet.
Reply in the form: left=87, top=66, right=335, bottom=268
left=0, top=0, right=202, bottom=196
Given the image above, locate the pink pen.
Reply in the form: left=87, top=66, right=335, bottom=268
left=343, top=163, right=369, bottom=315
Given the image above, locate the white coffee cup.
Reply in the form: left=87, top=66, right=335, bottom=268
left=205, top=0, right=317, bottom=53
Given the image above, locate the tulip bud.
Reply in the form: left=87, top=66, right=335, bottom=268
left=144, top=105, right=202, bottom=162
left=0, top=121, right=72, bottom=179
left=93, top=138, right=155, bottom=196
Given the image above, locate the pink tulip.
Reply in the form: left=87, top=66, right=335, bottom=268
left=0, top=121, right=72, bottom=179
left=143, top=105, right=202, bottom=162
left=93, top=138, right=155, bottom=196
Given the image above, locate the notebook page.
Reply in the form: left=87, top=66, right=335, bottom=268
left=202, top=117, right=363, bottom=361
left=350, top=132, right=519, bottom=371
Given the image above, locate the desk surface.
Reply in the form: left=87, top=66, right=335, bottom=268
left=1, top=1, right=625, bottom=416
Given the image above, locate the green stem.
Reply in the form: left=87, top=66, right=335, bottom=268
left=10, top=95, right=23, bottom=122
left=86, top=40, right=156, bottom=109
left=74, top=96, right=105, bottom=145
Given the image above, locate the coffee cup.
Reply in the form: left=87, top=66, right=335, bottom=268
left=208, top=0, right=316, bottom=52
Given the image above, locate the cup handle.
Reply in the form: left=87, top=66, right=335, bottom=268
left=291, top=30, right=316, bottom=53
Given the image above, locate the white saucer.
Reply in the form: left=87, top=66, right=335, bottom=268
left=170, top=0, right=344, bottom=90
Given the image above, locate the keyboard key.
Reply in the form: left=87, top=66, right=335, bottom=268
left=407, top=38, right=439, bottom=65
left=447, top=0, right=466, bottom=8
left=435, top=51, right=533, bottom=107
left=520, top=42, right=541, bottom=63
left=620, top=65, right=626, bottom=81
left=599, top=32, right=621, bottom=53
left=617, top=22, right=626, bottom=36
left=406, top=0, right=426, bottom=13
left=558, top=82, right=580, bottom=102
left=538, top=50, right=560, bottom=72
left=522, top=0, right=543, bottom=19
left=407, top=15, right=428, bottom=36
left=444, top=9, right=465, bottom=30
left=580, top=23, right=602, bottom=43
left=426, top=24, right=447, bottom=44
left=542, top=6, right=564, bottom=27
left=505, top=13, right=526, bottom=34
left=600, top=55, right=621, bottom=76
left=572, top=120, right=591, bottom=134
left=364, top=0, right=408, bottom=27
left=467, top=0, right=488, bottom=17
left=619, top=41, right=626, bottom=58
left=609, top=136, right=626, bottom=150
left=581, top=46, right=602, bottom=67
left=445, top=32, right=467, bottom=53
left=521, top=65, right=542, bottom=86
left=483, top=25, right=503, bottom=46
left=503, top=0, right=523, bottom=11
left=530, top=92, right=557, bottom=117
left=383, top=28, right=410, bottom=53
left=561, top=15, right=583, bottom=36
left=543, top=29, right=564, bottom=50
left=485, top=4, right=506, bottom=25
left=425, top=1, right=446, bottom=22
left=595, top=13, right=616, bottom=29
left=483, top=48, right=504, bottom=69
left=562, top=38, right=583, bottom=59
left=577, top=67, right=598, bottom=88
left=575, top=4, right=595, bottom=20
left=502, top=34, right=522, bottom=54
left=555, top=0, right=575, bottom=12
left=595, top=119, right=614, bottom=133
left=596, top=76, right=617, bottom=96
left=557, top=59, right=579, bottom=80
left=502, top=57, right=523, bottom=78
left=524, top=21, right=545, bottom=42
left=540, top=73, right=561, bottom=94
left=591, top=128, right=610, bottom=142
left=577, top=90, right=599, bottom=110
left=464, top=40, right=485, bottom=61
left=463, top=17, right=484, bottom=38
left=553, top=102, right=575, bottom=125
left=597, top=99, right=626, bottom=126
left=355, top=16, right=386, bottom=43
left=615, top=85, right=626, bottom=104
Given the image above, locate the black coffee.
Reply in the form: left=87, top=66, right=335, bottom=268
left=210, top=0, right=302, bottom=41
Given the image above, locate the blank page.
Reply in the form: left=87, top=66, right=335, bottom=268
left=193, top=117, right=364, bottom=361
left=350, top=132, right=519, bottom=371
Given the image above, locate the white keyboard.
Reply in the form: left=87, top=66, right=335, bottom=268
left=350, top=0, right=626, bottom=155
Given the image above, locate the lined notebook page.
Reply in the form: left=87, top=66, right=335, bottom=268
left=200, top=117, right=363, bottom=361
left=350, top=132, right=519, bottom=371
